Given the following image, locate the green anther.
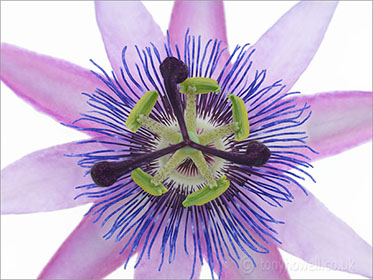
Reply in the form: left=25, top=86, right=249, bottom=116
left=179, top=77, right=221, bottom=94
left=137, top=114, right=181, bottom=144
left=198, top=123, right=239, bottom=145
left=151, top=150, right=187, bottom=186
left=125, top=90, right=158, bottom=132
left=182, top=176, right=230, bottom=207
left=131, top=168, right=168, bottom=196
left=189, top=151, right=217, bottom=188
left=228, top=94, right=250, bottom=141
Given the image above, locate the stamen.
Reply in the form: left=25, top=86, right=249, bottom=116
left=182, top=176, right=230, bottom=207
left=125, top=90, right=159, bottom=132
left=228, top=94, right=250, bottom=141
left=189, top=151, right=217, bottom=188
left=181, top=77, right=221, bottom=133
left=137, top=114, right=180, bottom=144
left=179, top=77, right=221, bottom=94
left=159, top=57, right=189, bottom=140
left=189, top=140, right=271, bottom=167
left=198, top=123, right=239, bottom=145
left=131, top=168, right=168, bottom=196
left=90, top=142, right=185, bottom=187
left=151, top=150, right=187, bottom=186
left=185, top=89, right=197, bottom=132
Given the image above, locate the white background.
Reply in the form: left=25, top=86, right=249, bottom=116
left=1, top=1, right=372, bottom=279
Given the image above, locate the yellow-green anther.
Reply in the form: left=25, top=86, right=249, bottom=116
left=198, top=123, right=239, bottom=145
left=179, top=77, right=221, bottom=94
left=189, top=151, right=217, bottom=188
left=228, top=94, right=250, bottom=141
left=182, top=176, right=230, bottom=207
left=131, top=168, right=168, bottom=196
left=125, top=90, right=159, bottom=132
left=137, top=114, right=181, bottom=144
left=151, top=150, right=187, bottom=186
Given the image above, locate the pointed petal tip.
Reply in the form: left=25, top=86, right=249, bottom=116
left=94, top=1, right=165, bottom=75
left=1, top=43, right=104, bottom=136
left=250, top=0, right=339, bottom=92
left=168, top=0, right=229, bottom=76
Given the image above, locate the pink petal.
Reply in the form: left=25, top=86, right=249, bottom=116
left=38, top=206, right=142, bottom=279
left=250, top=1, right=338, bottom=91
left=298, top=91, right=372, bottom=161
left=169, top=1, right=227, bottom=44
left=95, top=1, right=166, bottom=97
left=1, top=139, right=111, bottom=214
left=254, top=185, right=372, bottom=278
left=134, top=222, right=201, bottom=279
left=220, top=244, right=290, bottom=279
left=168, top=1, right=229, bottom=72
left=1, top=43, right=101, bottom=133
left=199, top=213, right=289, bottom=279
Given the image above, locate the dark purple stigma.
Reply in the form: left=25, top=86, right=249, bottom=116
left=90, top=161, right=123, bottom=187
left=90, top=142, right=185, bottom=187
left=190, top=140, right=271, bottom=167
left=159, top=57, right=189, bottom=84
left=159, top=57, right=189, bottom=140
left=246, top=141, right=271, bottom=167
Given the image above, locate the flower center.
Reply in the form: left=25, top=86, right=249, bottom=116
left=157, top=118, right=227, bottom=188
left=90, top=57, right=271, bottom=207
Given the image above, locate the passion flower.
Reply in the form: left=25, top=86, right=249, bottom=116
left=1, top=1, right=372, bottom=279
